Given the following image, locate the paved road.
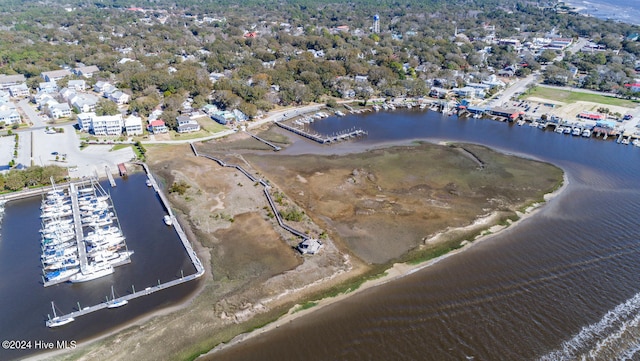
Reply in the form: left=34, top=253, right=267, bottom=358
left=483, top=73, right=537, bottom=108
left=141, top=104, right=326, bottom=145
left=17, top=99, right=46, bottom=128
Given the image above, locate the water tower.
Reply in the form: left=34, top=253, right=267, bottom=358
left=373, top=14, right=380, bottom=33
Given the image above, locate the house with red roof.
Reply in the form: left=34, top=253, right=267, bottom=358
left=149, top=119, right=168, bottom=134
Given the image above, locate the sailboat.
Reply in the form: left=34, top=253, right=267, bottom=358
left=46, top=301, right=75, bottom=328
left=106, top=285, right=128, bottom=308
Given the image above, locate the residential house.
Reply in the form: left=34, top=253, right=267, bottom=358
left=0, top=74, right=26, bottom=90
left=38, top=82, right=59, bottom=94
left=77, top=112, right=123, bottom=135
left=59, top=87, right=77, bottom=101
left=41, top=69, right=72, bottom=83
left=0, top=103, right=20, bottom=124
left=429, top=87, right=451, bottom=99
left=176, top=115, right=200, bottom=133
left=67, top=79, right=87, bottom=92
left=0, top=90, right=9, bottom=103
left=452, top=86, right=485, bottom=99
left=124, top=115, right=143, bottom=136
left=210, top=111, right=236, bottom=125
left=148, top=119, right=168, bottom=134
left=73, top=65, right=100, bottom=78
left=48, top=103, right=72, bottom=119
left=0, top=109, right=20, bottom=125
left=93, top=81, right=114, bottom=93
left=108, top=90, right=130, bottom=105
left=92, top=114, right=123, bottom=136
left=69, top=94, right=98, bottom=113
left=8, top=83, right=30, bottom=98
left=77, top=112, right=93, bottom=132
left=201, top=104, right=219, bottom=115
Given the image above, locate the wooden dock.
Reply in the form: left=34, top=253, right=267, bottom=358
left=70, top=183, right=89, bottom=274
left=275, top=121, right=367, bottom=144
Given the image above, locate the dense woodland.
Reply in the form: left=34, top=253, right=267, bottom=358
left=1, top=0, right=640, bottom=126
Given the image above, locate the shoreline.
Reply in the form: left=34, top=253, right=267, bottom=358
left=28, top=104, right=567, bottom=361
left=197, top=170, right=569, bottom=359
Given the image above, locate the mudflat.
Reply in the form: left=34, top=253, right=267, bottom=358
left=54, top=128, right=562, bottom=361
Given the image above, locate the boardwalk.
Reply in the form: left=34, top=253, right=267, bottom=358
left=245, top=131, right=281, bottom=151
left=190, top=143, right=310, bottom=241
left=47, top=163, right=205, bottom=326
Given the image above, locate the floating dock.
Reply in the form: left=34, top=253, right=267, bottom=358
left=105, top=166, right=116, bottom=187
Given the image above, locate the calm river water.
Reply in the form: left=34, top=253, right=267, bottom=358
left=209, top=110, right=640, bottom=360
left=0, top=173, right=198, bottom=361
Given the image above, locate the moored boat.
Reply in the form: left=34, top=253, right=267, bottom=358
left=46, top=301, right=74, bottom=328
left=163, top=215, right=172, bottom=226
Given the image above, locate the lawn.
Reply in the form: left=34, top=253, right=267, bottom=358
left=525, top=86, right=639, bottom=108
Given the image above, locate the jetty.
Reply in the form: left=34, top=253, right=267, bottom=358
left=46, top=164, right=204, bottom=327
left=275, top=121, right=367, bottom=144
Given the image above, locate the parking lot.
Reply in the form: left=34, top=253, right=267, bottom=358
left=30, top=125, right=136, bottom=178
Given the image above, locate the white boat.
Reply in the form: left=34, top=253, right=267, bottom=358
left=106, top=285, right=128, bottom=308
left=69, top=263, right=114, bottom=283
left=45, top=267, right=80, bottom=282
left=145, top=178, right=152, bottom=187
left=582, top=129, right=592, bottom=137
left=572, top=127, right=582, bottom=136
left=46, top=301, right=75, bottom=328
left=622, top=137, right=630, bottom=145
left=555, top=126, right=564, bottom=133
left=564, top=127, right=572, bottom=134
left=163, top=215, right=172, bottom=226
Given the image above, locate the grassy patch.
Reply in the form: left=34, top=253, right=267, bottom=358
left=526, top=87, right=638, bottom=108
left=111, top=144, right=131, bottom=151
left=200, top=120, right=230, bottom=133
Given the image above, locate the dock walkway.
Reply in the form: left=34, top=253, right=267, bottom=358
left=275, top=121, right=367, bottom=144
left=190, top=143, right=310, bottom=241
left=69, top=183, right=88, bottom=274
left=105, top=166, right=116, bottom=187
left=245, top=131, right=281, bottom=151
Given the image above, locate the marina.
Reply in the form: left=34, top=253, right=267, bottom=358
left=40, top=179, right=131, bottom=287
left=44, top=165, right=204, bottom=327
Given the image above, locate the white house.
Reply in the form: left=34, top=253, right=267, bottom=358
left=48, top=103, right=72, bottom=119
left=93, top=81, right=113, bottom=93
left=67, top=79, right=87, bottom=92
left=108, top=90, right=130, bottom=105
left=70, top=94, right=98, bottom=113
left=8, top=83, right=30, bottom=98
left=176, top=115, right=200, bottom=133
left=0, top=90, right=9, bottom=103
left=0, top=109, right=20, bottom=125
left=38, top=82, right=59, bottom=94
left=77, top=112, right=123, bottom=135
left=124, top=115, right=143, bottom=136
left=148, top=119, right=168, bottom=134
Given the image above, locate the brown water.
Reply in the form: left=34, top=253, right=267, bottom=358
left=207, top=111, right=640, bottom=360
